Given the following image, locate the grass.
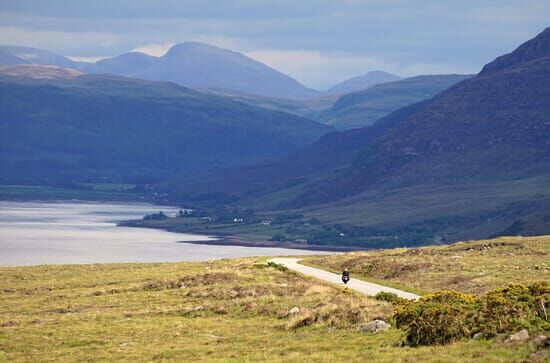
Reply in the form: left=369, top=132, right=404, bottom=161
left=0, top=252, right=546, bottom=362
left=303, top=235, right=550, bottom=295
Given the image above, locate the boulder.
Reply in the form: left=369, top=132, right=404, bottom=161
left=358, top=319, right=391, bottom=333
left=534, top=335, right=548, bottom=347
left=288, top=306, right=300, bottom=315
left=506, top=329, right=529, bottom=343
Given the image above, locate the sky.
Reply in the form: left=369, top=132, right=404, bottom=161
left=0, top=0, right=548, bottom=90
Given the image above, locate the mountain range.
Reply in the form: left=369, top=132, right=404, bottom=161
left=175, top=27, right=550, bottom=243
left=0, top=43, right=399, bottom=99
left=1, top=27, right=548, bottom=245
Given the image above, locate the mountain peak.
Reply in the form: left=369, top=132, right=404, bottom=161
left=328, top=70, right=401, bottom=94
left=480, top=27, right=550, bottom=74
left=163, top=42, right=228, bottom=57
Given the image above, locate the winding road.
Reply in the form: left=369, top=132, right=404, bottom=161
left=269, top=257, right=420, bottom=300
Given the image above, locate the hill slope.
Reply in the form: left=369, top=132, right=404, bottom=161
left=0, top=72, right=332, bottom=185
left=321, top=74, right=472, bottom=129
left=0, top=64, right=82, bottom=79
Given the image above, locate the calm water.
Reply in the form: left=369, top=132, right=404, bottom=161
left=0, top=201, right=322, bottom=266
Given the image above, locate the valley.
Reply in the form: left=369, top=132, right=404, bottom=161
left=0, top=6, right=548, bottom=362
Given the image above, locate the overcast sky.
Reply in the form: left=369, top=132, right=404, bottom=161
left=0, top=0, right=548, bottom=89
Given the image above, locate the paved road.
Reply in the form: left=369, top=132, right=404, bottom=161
left=269, top=257, right=420, bottom=300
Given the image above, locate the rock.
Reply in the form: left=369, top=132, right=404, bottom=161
left=534, top=335, right=548, bottom=347
left=472, top=332, right=483, bottom=340
left=506, top=329, right=529, bottom=343
left=358, top=319, right=391, bottom=333
left=288, top=306, right=300, bottom=315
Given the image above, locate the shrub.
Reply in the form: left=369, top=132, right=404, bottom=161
left=267, top=261, right=288, bottom=272
left=395, top=291, right=478, bottom=346
left=479, top=282, right=549, bottom=336
left=394, top=282, right=549, bottom=346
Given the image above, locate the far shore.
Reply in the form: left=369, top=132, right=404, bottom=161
left=181, top=236, right=363, bottom=252
left=120, top=220, right=364, bottom=252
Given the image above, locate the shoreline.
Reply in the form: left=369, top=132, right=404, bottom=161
left=180, top=236, right=363, bottom=252
left=120, top=221, right=364, bottom=252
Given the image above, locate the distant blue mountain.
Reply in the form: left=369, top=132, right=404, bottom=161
left=83, top=42, right=321, bottom=99
left=327, top=70, right=401, bottom=94
left=0, top=43, right=321, bottom=99
left=0, top=45, right=82, bottom=69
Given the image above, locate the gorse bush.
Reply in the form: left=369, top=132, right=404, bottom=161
left=395, top=282, right=549, bottom=346
left=374, top=291, right=407, bottom=304
left=480, top=282, right=550, bottom=336
left=395, top=291, right=478, bottom=346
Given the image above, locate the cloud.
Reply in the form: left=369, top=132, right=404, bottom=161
left=131, top=42, right=174, bottom=57
left=66, top=56, right=107, bottom=63
left=0, top=25, right=118, bottom=56
left=246, top=49, right=388, bottom=89
left=245, top=49, right=485, bottom=89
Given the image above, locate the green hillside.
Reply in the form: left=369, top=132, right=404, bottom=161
left=320, top=74, right=471, bottom=129
left=0, top=73, right=332, bottom=186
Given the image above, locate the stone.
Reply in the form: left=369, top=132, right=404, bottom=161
left=288, top=306, right=300, bottom=315
left=534, top=335, right=548, bottom=347
left=506, top=329, right=529, bottom=343
left=358, top=319, right=391, bottom=333
left=472, top=332, right=483, bottom=340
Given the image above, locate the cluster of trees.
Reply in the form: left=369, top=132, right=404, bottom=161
left=143, top=212, right=168, bottom=221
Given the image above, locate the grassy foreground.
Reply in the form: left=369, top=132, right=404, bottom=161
left=1, top=251, right=545, bottom=362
